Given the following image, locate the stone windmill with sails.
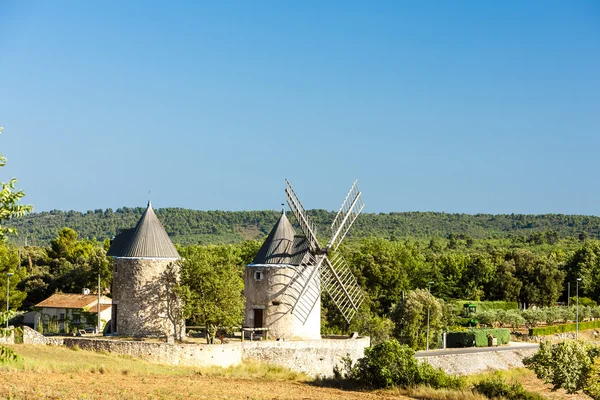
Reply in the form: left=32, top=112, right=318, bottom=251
left=244, top=180, right=365, bottom=340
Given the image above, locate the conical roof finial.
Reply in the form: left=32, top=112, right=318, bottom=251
left=281, top=203, right=285, bottom=215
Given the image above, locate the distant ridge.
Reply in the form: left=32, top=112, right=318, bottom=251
left=5, top=208, right=600, bottom=246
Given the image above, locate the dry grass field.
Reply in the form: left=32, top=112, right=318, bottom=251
left=0, top=345, right=591, bottom=400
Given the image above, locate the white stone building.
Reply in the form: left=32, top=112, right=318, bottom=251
left=244, top=211, right=321, bottom=340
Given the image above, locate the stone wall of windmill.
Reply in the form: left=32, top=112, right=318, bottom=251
left=244, top=264, right=321, bottom=340
left=107, top=202, right=185, bottom=340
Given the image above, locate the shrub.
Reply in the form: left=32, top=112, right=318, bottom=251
left=416, top=362, right=464, bottom=390
left=544, top=307, right=560, bottom=326
left=529, top=320, right=600, bottom=336
left=446, top=331, right=475, bottom=348
left=522, top=308, right=545, bottom=328
left=349, top=313, right=394, bottom=346
left=345, top=339, right=464, bottom=389
left=472, top=329, right=510, bottom=347
left=524, top=340, right=596, bottom=394
left=477, top=310, right=498, bottom=327
left=473, top=376, right=546, bottom=400
left=0, top=345, right=21, bottom=363
left=585, top=357, right=600, bottom=400
left=571, top=297, right=598, bottom=307
left=497, top=310, right=525, bottom=329
left=445, top=328, right=510, bottom=348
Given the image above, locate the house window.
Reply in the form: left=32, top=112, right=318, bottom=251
left=113, top=262, right=118, bottom=273
left=254, top=271, right=264, bottom=281
left=73, top=313, right=81, bottom=324
left=59, top=313, right=65, bottom=321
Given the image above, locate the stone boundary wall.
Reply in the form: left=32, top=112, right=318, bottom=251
left=242, top=337, right=371, bottom=377
left=420, top=348, right=538, bottom=375
left=22, top=326, right=65, bottom=345
left=17, top=326, right=370, bottom=378
left=63, top=337, right=242, bottom=368
left=0, top=328, right=15, bottom=345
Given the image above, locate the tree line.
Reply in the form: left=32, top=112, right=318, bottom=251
left=3, top=226, right=600, bottom=340
left=6, top=208, right=600, bottom=246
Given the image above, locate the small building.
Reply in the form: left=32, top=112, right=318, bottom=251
left=244, top=210, right=321, bottom=340
left=33, top=293, right=112, bottom=333
left=107, top=201, right=184, bottom=339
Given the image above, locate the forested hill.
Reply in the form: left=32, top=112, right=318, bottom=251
left=6, top=208, right=600, bottom=246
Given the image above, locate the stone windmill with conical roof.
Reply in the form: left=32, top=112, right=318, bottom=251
left=107, top=201, right=184, bottom=339
left=244, top=180, right=365, bottom=340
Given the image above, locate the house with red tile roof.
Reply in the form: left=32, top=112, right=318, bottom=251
left=34, top=293, right=112, bottom=333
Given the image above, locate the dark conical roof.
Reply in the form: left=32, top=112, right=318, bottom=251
left=251, top=212, right=309, bottom=265
left=107, top=202, right=180, bottom=259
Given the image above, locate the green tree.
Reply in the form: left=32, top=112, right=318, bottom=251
left=178, top=245, right=245, bottom=344
left=392, top=289, right=444, bottom=349
left=0, top=243, right=26, bottom=310
left=0, top=127, right=33, bottom=242
left=524, top=340, right=598, bottom=394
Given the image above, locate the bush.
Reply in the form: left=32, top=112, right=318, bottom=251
left=445, top=328, right=510, bottom=348
left=344, top=339, right=464, bottom=389
left=0, top=345, right=21, bottom=363
left=497, top=310, right=525, bottom=329
left=529, top=320, right=600, bottom=336
left=524, top=340, right=596, bottom=394
left=446, top=331, right=475, bottom=348
left=522, top=309, right=545, bottom=328
left=473, top=376, right=546, bottom=400
left=477, top=310, right=498, bottom=327
left=349, top=313, right=394, bottom=346
left=472, top=329, right=510, bottom=347
left=572, top=297, right=598, bottom=307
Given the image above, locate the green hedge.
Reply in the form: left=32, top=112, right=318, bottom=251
left=472, top=329, right=510, bottom=346
left=445, top=328, right=510, bottom=348
left=529, top=320, right=600, bottom=336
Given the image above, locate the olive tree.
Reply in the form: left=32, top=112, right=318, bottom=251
left=392, top=289, right=444, bottom=349
left=177, top=244, right=245, bottom=344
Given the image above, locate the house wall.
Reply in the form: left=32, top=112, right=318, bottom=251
left=34, top=304, right=112, bottom=332
left=244, top=265, right=321, bottom=341
left=112, top=258, right=184, bottom=339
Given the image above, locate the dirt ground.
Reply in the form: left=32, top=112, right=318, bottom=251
left=0, top=371, right=411, bottom=400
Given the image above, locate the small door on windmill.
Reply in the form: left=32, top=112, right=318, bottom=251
left=253, top=308, right=264, bottom=329
left=111, top=304, right=118, bottom=333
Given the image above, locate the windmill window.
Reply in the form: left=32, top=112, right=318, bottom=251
left=254, top=271, right=264, bottom=281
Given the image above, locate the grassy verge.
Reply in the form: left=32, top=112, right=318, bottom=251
left=2, top=344, right=307, bottom=381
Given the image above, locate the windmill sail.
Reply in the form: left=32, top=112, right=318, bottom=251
left=327, top=180, right=365, bottom=252
left=322, top=252, right=364, bottom=323
left=285, top=179, right=319, bottom=249
left=283, top=252, right=322, bottom=324
left=284, top=179, right=365, bottom=325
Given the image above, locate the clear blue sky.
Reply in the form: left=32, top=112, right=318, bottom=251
left=1, top=1, right=598, bottom=215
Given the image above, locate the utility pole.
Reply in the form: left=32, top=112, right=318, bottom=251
left=576, top=278, right=582, bottom=340
left=97, top=274, right=101, bottom=334
left=426, top=281, right=434, bottom=351
left=6, top=273, right=13, bottom=329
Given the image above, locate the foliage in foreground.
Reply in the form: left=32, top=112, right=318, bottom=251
left=341, top=339, right=464, bottom=390
left=473, top=376, right=545, bottom=400
left=523, top=340, right=600, bottom=396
